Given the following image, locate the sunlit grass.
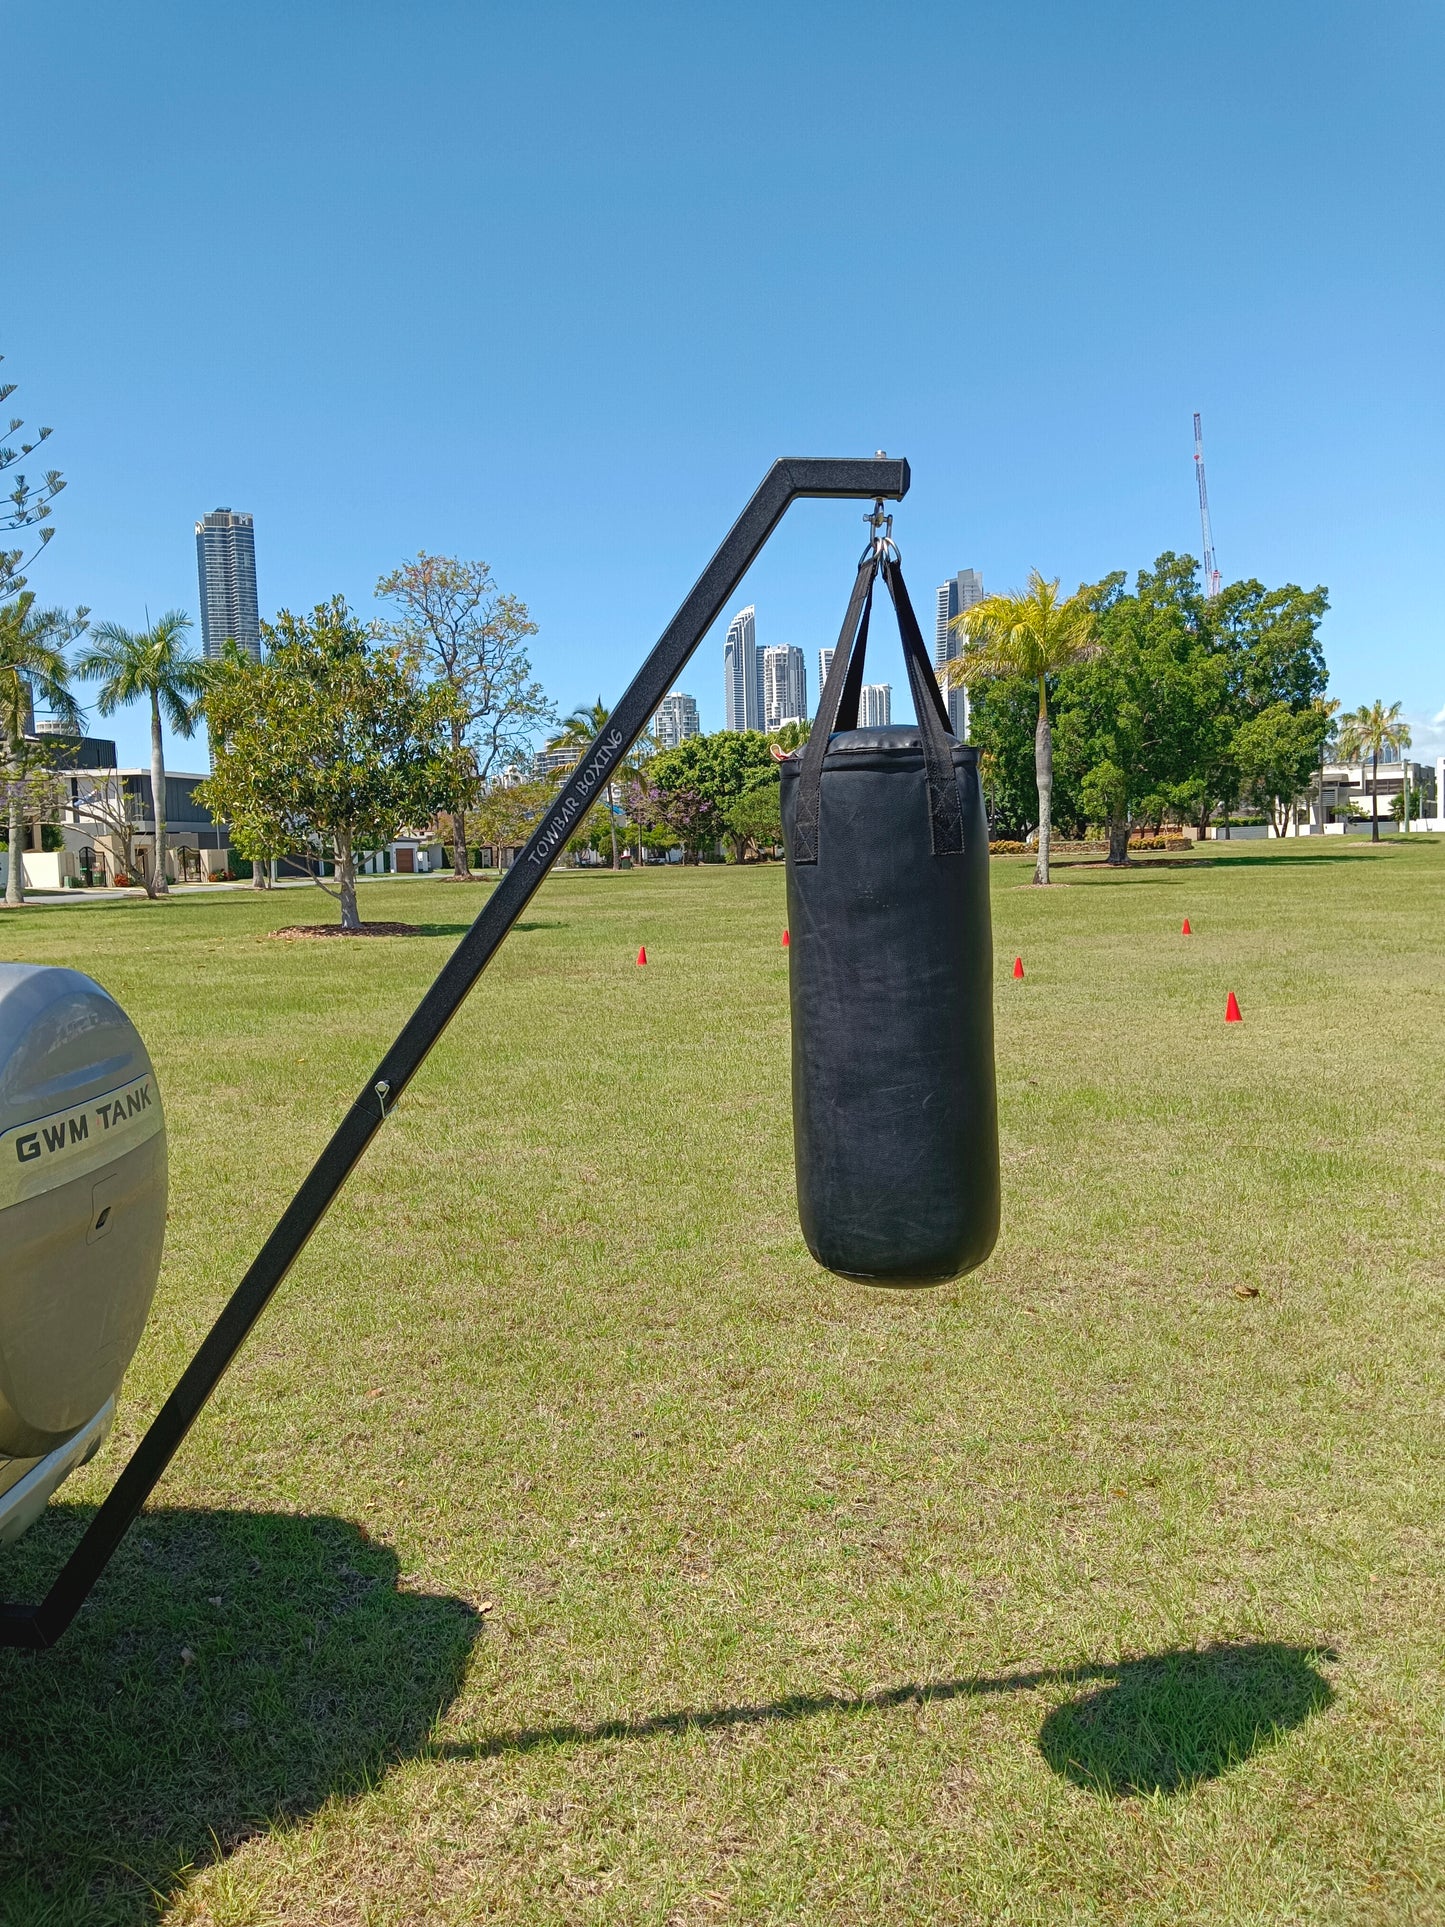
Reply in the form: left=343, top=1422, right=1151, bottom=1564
left=1, top=840, right=1442, bottom=1923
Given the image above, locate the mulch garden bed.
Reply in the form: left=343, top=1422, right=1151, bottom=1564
left=269, top=922, right=422, bottom=939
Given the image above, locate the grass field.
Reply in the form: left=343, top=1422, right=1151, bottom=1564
left=1, top=842, right=1442, bottom=1925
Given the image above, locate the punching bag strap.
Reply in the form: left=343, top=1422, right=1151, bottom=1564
left=832, top=573, right=874, bottom=732
left=880, top=553, right=966, bottom=857
left=792, top=552, right=879, bottom=863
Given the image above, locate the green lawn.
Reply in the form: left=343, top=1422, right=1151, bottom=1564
left=1, top=843, right=1442, bottom=1925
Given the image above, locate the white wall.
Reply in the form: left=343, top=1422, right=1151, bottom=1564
left=0, top=850, right=79, bottom=889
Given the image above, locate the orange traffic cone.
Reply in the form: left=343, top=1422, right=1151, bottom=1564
left=1225, top=990, right=1242, bottom=1022
left=1181, top=918, right=1192, bottom=935
left=1012, top=956, right=1024, bottom=980
left=637, top=946, right=647, bottom=966
left=782, top=929, right=790, bottom=948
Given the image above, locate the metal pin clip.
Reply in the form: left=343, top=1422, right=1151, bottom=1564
left=863, top=454, right=896, bottom=558
left=374, top=1080, right=393, bottom=1122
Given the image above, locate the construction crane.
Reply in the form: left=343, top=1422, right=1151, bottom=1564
left=1193, top=412, right=1222, bottom=600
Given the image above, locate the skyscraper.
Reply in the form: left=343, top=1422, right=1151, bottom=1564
left=761, top=645, right=807, bottom=730
left=857, top=683, right=892, bottom=727
left=935, top=567, right=984, bottom=738
left=654, top=690, right=700, bottom=749
left=817, top=647, right=835, bottom=697
left=195, top=509, right=261, bottom=660
left=723, top=605, right=761, bottom=732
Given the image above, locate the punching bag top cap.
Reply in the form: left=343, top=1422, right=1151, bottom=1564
left=817, top=726, right=982, bottom=765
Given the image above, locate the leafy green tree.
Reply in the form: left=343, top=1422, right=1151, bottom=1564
left=968, top=674, right=1070, bottom=839
left=724, top=769, right=782, bottom=857
left=471, top=777, right=557, bottom=862
left=0, top=594, right=85, bottom=904
left=375, top=554, right=552, bottom=877
left=1233, top=700, right=1336, bottom=833
left=984, top=556, right=1331, bottom=857
left=769, top=718, right=811, bottom=753
left=1054, top=557, right=1227, bottom=862
left=627, top=767, right=708, bottom=862
left=643, top=731, right=775, bottom=862
left=206, top=637, right=282, bottom=889
left=946, top=571, right=1099, bottom=884
left=0, top=354, right=68, bottom=602
left=1203, top=576, right=1330, bottom=834
left=77, top=611, right=207, bottom=898
left=1336, top=700, right=1411, bottom=842
left=198, top=597, right=458, bottom=929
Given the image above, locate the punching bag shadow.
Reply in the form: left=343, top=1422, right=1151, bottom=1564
left=0, top=456, right=909, bottom=1650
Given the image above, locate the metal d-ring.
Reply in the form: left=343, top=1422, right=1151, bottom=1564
left=859, top=499, right=900, bottom=567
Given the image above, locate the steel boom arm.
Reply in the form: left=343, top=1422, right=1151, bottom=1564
left=0, top=454, right=909, bottom=1648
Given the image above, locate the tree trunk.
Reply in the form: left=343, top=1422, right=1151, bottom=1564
left=1374, top=752, right=1384, bottom=839
left=606, top=782, right=619, bottom=869
left=451, top=806, right=470, bottom=877
left=148, top=695, right=169, bottom=897
left=5, top=733, right=25, bottom=906
left=337, top=832, right=359, bottom=930
left=1032, top=690, right=1052, bottom=886
left=1107, top=813, right=1130, bottom=865
left=451, top=718, right=471, bottom=876
left=252, top=851, right=268, bottom=889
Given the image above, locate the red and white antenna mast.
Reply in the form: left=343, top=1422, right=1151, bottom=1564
left=1193, top=411, right=1222, bottom=600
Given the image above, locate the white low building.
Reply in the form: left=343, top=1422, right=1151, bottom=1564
left=1203, top=754, right=1444, bottom=837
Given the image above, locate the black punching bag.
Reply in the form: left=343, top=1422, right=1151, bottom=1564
left=780, top=547, right=999, bottom=1286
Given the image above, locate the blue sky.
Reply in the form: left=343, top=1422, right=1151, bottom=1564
left=7, top=0, right=1442, bottom=768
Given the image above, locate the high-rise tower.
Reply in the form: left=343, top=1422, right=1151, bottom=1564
left=935, top=567, right=983, bottom=738
left=195, top=509, right=261, bottom=660
left=857, top=684, right=892, bottom=727
left=723, top=605, right=761, bottom=732
left=761, top=645, right=807, bottom=729
left=654, top=691, right=700, bottom=750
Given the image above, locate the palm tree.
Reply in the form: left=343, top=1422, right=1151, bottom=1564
left=945, top=571, right=1098, bottom=885
left=1336, top=700, right=1411, bottom=843
left=548, top=699, right=622, bottom=868
left=77, top=611, right=206, bottom=897
left=0, top=595, right=84, bottom=905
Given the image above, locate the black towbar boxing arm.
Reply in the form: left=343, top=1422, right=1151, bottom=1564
left=0, top=454, right=909, bottom=1649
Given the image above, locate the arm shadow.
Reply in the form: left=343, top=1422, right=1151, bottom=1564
left=0, top=1504, right=482, bottom=1923
left=436, top=1639, right=1335, bottom=1799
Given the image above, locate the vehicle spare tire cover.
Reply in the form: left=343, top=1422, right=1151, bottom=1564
left=780, top=727, right=999, bottom=1286
left=0, top=965, right=167, bottom=1457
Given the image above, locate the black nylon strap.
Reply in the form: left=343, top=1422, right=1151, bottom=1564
left=791, top=553, right=878, bottom=863
left=833, top=575, right=873, bottom=731
left=792, top=549, right=965, bottom=865
left=881, top=554, right=965, bottom=857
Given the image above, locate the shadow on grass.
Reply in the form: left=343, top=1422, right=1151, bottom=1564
left=258, top=919, right=566, bottom=940
left=438, top=1640, right=1333, bottom=1800
left=1057, top=846, right=1396, bottom=874
left=402, top=919, right=566, bottom=938
left=0, top=1506, right=481, bottom=1925
left=1037, top=1642, right=1334, bottom=1795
